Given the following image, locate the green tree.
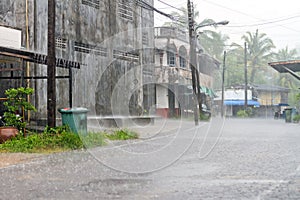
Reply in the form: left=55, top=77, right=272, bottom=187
left=162, top=7, right=228, bottom=60
left=224, top=47, right=245, bottom=87
left=163, top=6, right=199, bottom=30
left=198, top=30, right=229, bottom=60
left=242, top=29, right=276, bottom=83
left=276, top=46, right=298, bottom=88
left=276, top=46, right=298, bottom=61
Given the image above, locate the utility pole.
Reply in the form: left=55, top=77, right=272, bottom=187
left=187, top=0, right=199, bottom=125
left=244, top=42, right=248, bottom=109
left=47, top=0, right=56, bottom=127
left=221, top=50, right=226, bottom=117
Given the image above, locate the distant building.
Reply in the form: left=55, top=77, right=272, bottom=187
left=215, top=87, right=259, bottom=117
left=252, top=84, right=290, bottom=117
left=214, top=84, right=290, bottom=117
left=154, top=26, right=219, bottom=118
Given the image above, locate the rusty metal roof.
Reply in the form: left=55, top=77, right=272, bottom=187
left=268, top=60, right=300, bottom=73
left=268, top=60, right=300, bottom=81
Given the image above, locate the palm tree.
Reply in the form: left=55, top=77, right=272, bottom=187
left=163, top=6, right=199, bottom=30
left=198, top=30, right=229, bottom=60
left=275, top=46, right=299, bottom=105
left=242, top=29, right=276, bottom=83
left=276, top=46, right=298, bottom=61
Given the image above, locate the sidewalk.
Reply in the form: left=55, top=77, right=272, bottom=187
left=0, top=153, right=43, bottom=168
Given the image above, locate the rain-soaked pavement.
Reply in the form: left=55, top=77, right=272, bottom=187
left=1, top=118, right=300, bottom=199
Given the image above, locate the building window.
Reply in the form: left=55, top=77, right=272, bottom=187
left=56, top=37, right=67, bottom=50
left=74, top=41, right=107, bottom=57
left=142, top=32, right=148, bottom=45
left=179, top=56, right=186, bottom=68
left=167, top=51, right=175, bottom=67
left=159, top=52, right=163, bottom=65
left=82, top=0, right=100, bottom=9
left=178, top=46, right=187, bottom=68
left=118, top=0, right=133, bottom=21
left=113, top=49, right=139, bottom=62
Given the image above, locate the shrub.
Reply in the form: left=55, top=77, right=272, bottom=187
left=3, top=87, right=36, bottom=134
left=237, top=109, right=249, bottom=118
left=293, top=114, right=300, bottom=123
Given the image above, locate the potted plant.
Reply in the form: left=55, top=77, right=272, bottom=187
left=0, top=87, right=36, bottom=143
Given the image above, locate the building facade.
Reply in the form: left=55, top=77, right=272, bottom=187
left=0, top=0, right=155, bottom=121
left=154, top=26, right=219, bottom=118
left=252, top=84, right=290, bottom=118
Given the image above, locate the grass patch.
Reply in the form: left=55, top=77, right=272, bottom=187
left=81, top=132, right=106, bottom=148
left=104, top=129, right=138, bottom=141
left=0, top=126, right=138, bottom=153
left=0, top=130, right=84, bottom=153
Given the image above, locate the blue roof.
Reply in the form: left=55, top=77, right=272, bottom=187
left=224, top=100, right=260, bottom=107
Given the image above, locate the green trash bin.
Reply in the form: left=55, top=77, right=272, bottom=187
left=58, top=107, right=89, bottom=134
left=284, top=108, right=292, bottom=123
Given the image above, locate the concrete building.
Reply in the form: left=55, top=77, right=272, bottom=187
left=154, top=26, right=219, bottom=118
left=252, top=84, right=290, bottom=118
left=0, top=0, right=155, bottom=122
left=214, top=84, right=289, bottom=117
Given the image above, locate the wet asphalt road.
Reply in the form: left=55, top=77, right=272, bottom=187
left=0, top=118, right=299, bottom=200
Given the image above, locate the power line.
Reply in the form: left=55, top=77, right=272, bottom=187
left=227, top=15, right=300, bottom=28
left=136, top=0, right=175, bottom=20
left=201, top=0, right=300, bottom=32
left=157, top=0, right=183, bottom=12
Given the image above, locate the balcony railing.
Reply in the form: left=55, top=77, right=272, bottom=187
left=154, top=27, right=189, bottom=42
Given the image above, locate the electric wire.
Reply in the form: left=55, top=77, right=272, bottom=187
left=157, top=0, right=184, bottom=12
left=227, top=14, right=300, bottom=28
left=201, top=0, right=300, bottom=33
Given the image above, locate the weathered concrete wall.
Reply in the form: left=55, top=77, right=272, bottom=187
left=0, top=0, right=155, bottom=119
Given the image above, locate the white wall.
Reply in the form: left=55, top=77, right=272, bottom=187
left=0, top=26, right=21, bottom=49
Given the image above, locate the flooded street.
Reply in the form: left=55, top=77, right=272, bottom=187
left=1, top=118, right=299, bottom=199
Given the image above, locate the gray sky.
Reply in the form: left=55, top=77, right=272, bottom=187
left=154, top=0, right=300, bottom=51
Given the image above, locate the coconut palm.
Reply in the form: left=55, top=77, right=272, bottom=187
left=198, top=30, right=229, bottom=60
left=242, top=29, right=276, bottom=83
left=276, top=46, right=298, bottom=61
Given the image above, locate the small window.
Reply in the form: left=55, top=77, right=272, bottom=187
left=74, top=41, right=107, bottom=57
left=56, top=37, right=67, bottom=50
left=179, top=56, right=186, bottom=68
left=113, top=49, right=139, bottom=62
left=118, top=0, right=133, bottom=21
left=142, top=32, right=148, bottom=45
left=167, top=51, right=175, bottom=67
left=159, top=52, right=163, bottom=65
left=82, top=0, right=100, bottom=9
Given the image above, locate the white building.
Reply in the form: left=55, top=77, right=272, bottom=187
left=154, top=27, right=220, bottom=118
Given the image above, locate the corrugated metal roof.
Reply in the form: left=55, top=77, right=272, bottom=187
left=268, top=60, right=300, bottom=73
left=251, top=84, right=290, bottom=92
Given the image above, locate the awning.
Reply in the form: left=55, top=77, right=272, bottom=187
left=0, top=45, right=80, bottom=69
left=277, top=103, right=289, bottom=107
left=224, top=100, right=260, bottom=107
left=186, top=85, right=216, bottom=98
left=200, top=86, right=216, bottom=97
left=268, top=60, right=300, bottom=81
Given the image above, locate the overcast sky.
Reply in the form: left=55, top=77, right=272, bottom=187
left=154, top=0, right=300, bottom=51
